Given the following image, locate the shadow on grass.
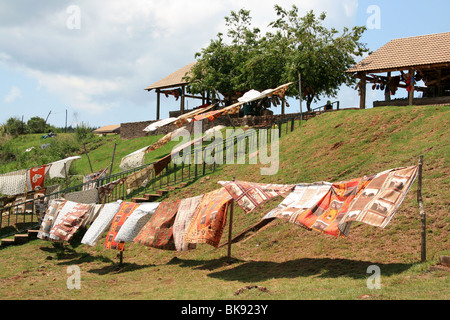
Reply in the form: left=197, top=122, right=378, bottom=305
left=87, top=262, right=157, bottom=275
left=169, top=257, right=414, bottom=282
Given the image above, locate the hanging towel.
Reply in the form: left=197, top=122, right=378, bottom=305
left=125, top=165, right=154, bottom=195
left=0, top=169, right=27, bottom=196
left=97, top=178, right=125, bottom=203
left=115, top=202, right=160, bottom=243
left=133, top=200, right=180, bottom=250
left=49, top=202, right=94, bottom=242
left=119, top=146, right=148, bottom=171
left=218, top=180, right=295, bottom=213
left=82, top=167, right=109, bottom=191
left=184, top=188, right=232, bottom=248
left=104, top=202, right=140, bottom=251
left=338, top=166, right=419, bottom=233
left=143, top=117, right=177, bottom=132
left=81, top=201, right=122, bottom=246
left=290, top=176, right=373, bottom=237
left=26, top=165, right=51, bottom=192
left=37, top=199, right=68, bottom=240
left=173, top=195, right=204, bottom=251
left=262, top=182, right=333, bottom=222
left=47, top=156, right=81, bottom=179
left=46, top=200, right=79, bottom=242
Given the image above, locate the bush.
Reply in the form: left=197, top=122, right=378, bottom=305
left=27, top=116, right=47, bottom=134
left=5, top=117, right=26, bottom=136
left=75, top=122, right=95, bottom=142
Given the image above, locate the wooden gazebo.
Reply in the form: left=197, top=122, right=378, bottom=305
left=346, top=32, right=450, bottom=108
left=145, top=62, right=210, bottom=120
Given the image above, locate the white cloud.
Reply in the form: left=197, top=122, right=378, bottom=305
left=0, top=0, right=362, bottom=125
left=4, top=86, right=22, bottom=103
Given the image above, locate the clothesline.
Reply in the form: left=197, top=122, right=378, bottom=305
left=0, top=156, right=82, bottom=197
left=33, top=165, right=419, bottom=263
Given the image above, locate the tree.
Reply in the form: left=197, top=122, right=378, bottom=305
left=5, top=117, right=26, bottom=136
left=185, top=5, right=368, bottom=111
left=27, top=116, right=47, bottom=133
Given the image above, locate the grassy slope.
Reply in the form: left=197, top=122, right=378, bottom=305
left=0, top=106, right=448, bottom=300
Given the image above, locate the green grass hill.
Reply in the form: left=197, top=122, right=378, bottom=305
left=0, top=105, right=448, bottom=300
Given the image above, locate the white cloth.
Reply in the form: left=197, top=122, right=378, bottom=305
left=143, top=118, right=177, bottom=132
left=48, top=200, right=78, bottom=242
left=47, top=156, right=82, bottom=179
left=81, top=201, right=122, bottom=246
left=262, top=182, right=332, bottom=221
left=119, top=146, right=148, bottom=171
left=238, top=89, right=262, bottom=102
left=0, top=169, right=27, bottom=196
left=114, top=202, right=160, bottom=243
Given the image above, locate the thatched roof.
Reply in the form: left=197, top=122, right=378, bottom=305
left=145, top=62, right=197, bottom=91
left=346, top=32, right=450, bottom=74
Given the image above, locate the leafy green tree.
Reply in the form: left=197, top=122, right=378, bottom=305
left=186, top=5, right=368, bottom=111
left=5, top=117, right=26, bottom=136
left=27, top=116, right=47, bottom=133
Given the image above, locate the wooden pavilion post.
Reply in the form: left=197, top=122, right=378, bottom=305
left=409, top=68, right=415, bottom=106
left=417, top=155, right=427, bottom=262
left=385, top=72, right=391, bottom=102
left=359, top=72, right=367, bottom=109
left=181, top=85, right=186, bottom=114
left=156, top=89, right=161, bottom=120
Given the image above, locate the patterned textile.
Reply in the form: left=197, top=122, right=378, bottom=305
left=0, top=169, right=27, bottom=196
left=173, top=105, right=215, bottom=127
left=47, top=200, right=79, bottom=242
left=83, top=167, right=108, bottom=191
left=143, top=117, right=177, bottom=132
left=49, top=202, right=94, bottom=242
left=104, top=202, right=140, bottom=251
left=339, top=166, right=419, bottom=233
left=37, top=199, right=67, bottom=240
left=291, top=177, right=373, bottom=237
left=125, top=165, right=154, bottom=195
left=119, top=146, right=148, bottom=171
left=133, top=200, right=180, bottom=250
left=184, top=188, right=232, bottom=248
left=173, top=195, right=204, bottom=251
left=153, top=155, right=172, bottom=177
left=262, top=182, right=333, bottom=222
left=26, top=165, right=50, bottom=192
left=147, top=127, right=188, bottom=153
left=193, top=109, right=224, bottom=122
left=48, top=156, right=81, bottom=179
left=63, top=188, right=99, bottom=204
left=81, top=201, right=122, bottom=246
left=97, top=178, right=125, bottom=203
left=218, top=181, right=295, bottom=213
left=115, top=202, right=160, bottom=243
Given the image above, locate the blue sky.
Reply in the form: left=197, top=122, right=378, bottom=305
left=0, top=0, right=449, bottom=128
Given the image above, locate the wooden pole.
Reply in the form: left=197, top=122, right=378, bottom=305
left=417, top=155, right=426, bottom=262
left=156, top=89, right=161, bottom=120
left=227, top=178, right=235, bottom=264
left=84, top=143, right=94, bottom=173
left=409, top=68, right=415, bottom=106
left=119, top=250, right=123, bottom=267
left=359, top=72, right=367, bottom=109
left=299, top=72, right=303, bottom=123
left=227, top=200, right=234, bottom=264
left=108, top=143, right=117, bottom=183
